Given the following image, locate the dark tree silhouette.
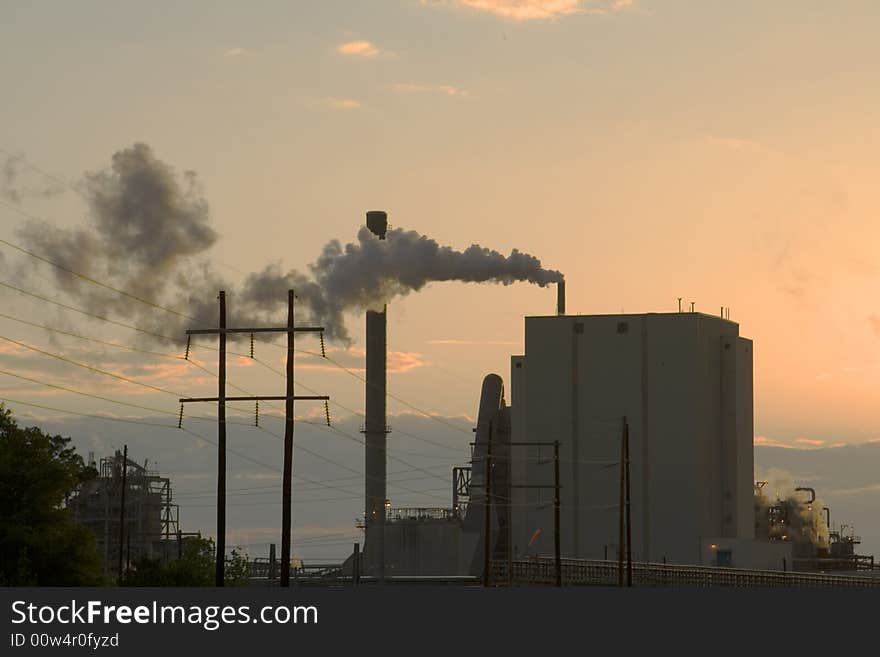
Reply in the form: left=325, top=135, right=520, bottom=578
left=0, top=404, right=104, bottom=585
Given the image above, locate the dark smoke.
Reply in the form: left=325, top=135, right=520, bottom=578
left=1, top=152, right=65, bottom=203
left=240, top=227, right=563, bottom=341
left=12, top=144, right=563, bottom=344
left=16, top=143, right=224, bottom=335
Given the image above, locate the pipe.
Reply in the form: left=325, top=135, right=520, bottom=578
left=823, top=507, right=830, bottom=528
left=556, top=280, right=566, bottom=316
left=795, top=487, right=816, bottom=504
left=364, top=210, right=388, bottom=582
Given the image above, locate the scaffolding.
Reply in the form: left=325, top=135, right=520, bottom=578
left=72, top=450, right=180, bottom=575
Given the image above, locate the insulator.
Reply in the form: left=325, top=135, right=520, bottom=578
left=320, top=332, right=326, bottom=358
left=178, top=404, right=184, bottom=429
left=255, top=401, right=260, bottom=428
left=324, top=400, right=331, bottom=427
left=184, top=335, right=191, bottom=360
left=250, top=333, right=255, bottom=359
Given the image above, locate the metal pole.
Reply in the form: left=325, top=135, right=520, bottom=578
left=281, top=289, right=295, bottom=587
left=483, top=426, right=493, bottom=588
left=269, top=543, right=276, bottom=583
left=618, top=417, right=625, bottom=587
left=625, top=419, right=632, bottom=588
left=117, top=444, right=127, bottom=581
left=353, top=543, right=360, bottom=587
left=216, top=291, right=226, bottom=587
left=554, top=440, right=561, bottom=587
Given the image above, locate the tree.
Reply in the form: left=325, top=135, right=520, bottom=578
left=0, top=404, right=104, bottom=585
left=122, top=537, right=250, bottom=587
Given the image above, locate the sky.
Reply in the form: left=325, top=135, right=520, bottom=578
left=1, top=1, right=880, bottom=548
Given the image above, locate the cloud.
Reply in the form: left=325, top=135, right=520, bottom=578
left=426, top=338, right=518, bottom=345
left=754, top=435, right=793, bottom=449
left=421, top=0, right=633, bottom=21
left=336, top=40, right=380, bottom=57
left=223, top=47, right=251, bottom=57
left=393, top=83, right=468, bottom=97
left=291, top=346, right=427, bottom=374
left=324, top=97, right=361, bottom=110
left=870, top=315, right=880, bottom=337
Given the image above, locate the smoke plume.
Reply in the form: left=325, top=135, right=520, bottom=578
left=1, top=152, right=65, bottom=203
left=10, top=143, right=563, bottom=343
left=240, top=226, right=563, bottom=341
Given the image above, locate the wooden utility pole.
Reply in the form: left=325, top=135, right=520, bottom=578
left=483, top=428, right=492, bottom=588
left=280, top=290, right=295, bottom=587
left=624, top=419, right=632, bottom=588
left=618, top=417, right=625, bottom=587
left=217, top=291, right=226, bottom=587
left=180, top=289, right=329, bottom=588
left=553, top=440, right=561, bottom=587
left=117, top=444, right=127, bottom=582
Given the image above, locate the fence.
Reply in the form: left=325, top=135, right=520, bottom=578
left=491, top=557, right=880, bottom=589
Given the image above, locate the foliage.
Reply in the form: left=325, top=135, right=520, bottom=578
left=122, top=537, right=250, bottom=587
left=0, top=404, right=104, bottom=586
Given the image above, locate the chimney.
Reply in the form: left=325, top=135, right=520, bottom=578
left=364, top=210, right=387, bottom=581
left=557, top=279, right=566, bottom=316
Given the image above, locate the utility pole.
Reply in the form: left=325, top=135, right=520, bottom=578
left=117, top=444, right=127, bottom=582
left=618, top=418, right=625, bottom=587
left=483, top=427, right=492, bottom=588
left=476, top=440, right=558, bottom=587
left=217, top=290, right=226, bottom=587
left=180, top=289, right=329, bottom=588
left=624, top=419, right=632, bottom=588
left=353, top=543, right=360, bottom=587
left=553, top=440, right=561, bottom=588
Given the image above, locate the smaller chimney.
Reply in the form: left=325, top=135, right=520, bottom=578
left=557, top=280, right=566, bottom=316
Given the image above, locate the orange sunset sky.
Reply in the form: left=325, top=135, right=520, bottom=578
left=1, top=0, right=878, bottom=449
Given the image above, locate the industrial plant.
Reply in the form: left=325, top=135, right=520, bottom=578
left=71, top=449, right=185, bottom=577
left=65, top=211, right=876, bottom=588
left=347, top=211, right=877, bottom=587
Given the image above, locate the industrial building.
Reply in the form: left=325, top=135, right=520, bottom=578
left=508, top=310, right=789, bottom=570
left=72, top=450, right=180, bottom=576
left=351, top=211, right=874, bottom=583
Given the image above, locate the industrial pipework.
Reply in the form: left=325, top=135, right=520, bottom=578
left=795, top=487, right=816, bottom=505
left=364, top=210, right=388, bottom=582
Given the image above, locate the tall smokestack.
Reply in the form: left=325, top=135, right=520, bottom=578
left=364, top=210, right=387, bottom=582
left=557, top=279, right=566, bottom=316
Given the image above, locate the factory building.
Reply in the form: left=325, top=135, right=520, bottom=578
left=507, top=311, right=790, bottom=570
left=72, top=450, right=180, bottom=575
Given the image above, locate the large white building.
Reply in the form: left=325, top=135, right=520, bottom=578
left=508, top=311, right=789, bottom=570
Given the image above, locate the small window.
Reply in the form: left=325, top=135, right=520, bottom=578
left=617, top=322, right=629, bottom=334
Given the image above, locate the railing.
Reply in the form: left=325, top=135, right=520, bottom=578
left=490, top=557, right=880, bottom=589
left=386, top=507, right=459, bottom=522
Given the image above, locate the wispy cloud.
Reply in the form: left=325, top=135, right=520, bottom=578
left=324, top=97, right=361, bottom=110
left=426, top=338, right=518, bottom=345
left=754, top=435, right=794, bottom=449
left=393, top=83, right=468, bottom=97
left=336, top=40, right=381, bottom=57
left=223, top=47, right=251, bottom=57
left=287, top=346, right=427, bottom=374
left=421, top=0, right=633, bottom=21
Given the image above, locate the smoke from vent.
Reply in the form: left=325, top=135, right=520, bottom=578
left=9, top=143, right=563, bottom=343
left=240, top=226, right=564, bottom=341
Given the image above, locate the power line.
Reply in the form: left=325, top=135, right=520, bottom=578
left=0, top=216, right=192, bottom=319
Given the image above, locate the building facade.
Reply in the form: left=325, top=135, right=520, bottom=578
left=509, top=312, right=777, bottom=568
